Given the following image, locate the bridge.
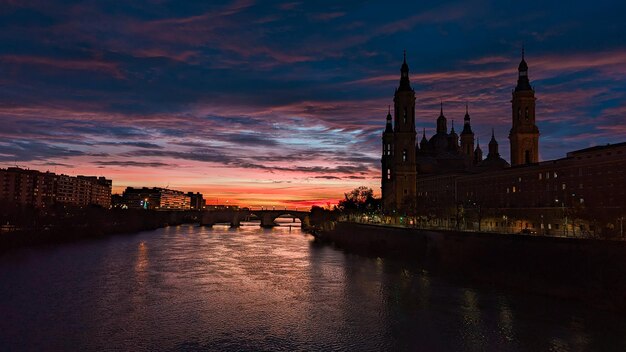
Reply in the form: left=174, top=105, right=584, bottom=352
left=200, top=208, right=310, bottom=228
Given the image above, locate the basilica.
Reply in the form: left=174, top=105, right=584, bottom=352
left=380, top=51, right=626, bottom=237
left=381, top=50, right=539, bottom=210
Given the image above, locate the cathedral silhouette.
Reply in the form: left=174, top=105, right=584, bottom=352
left=380, top=50, right=625, bottom=237
left=381, top=50, right=539, bottom=210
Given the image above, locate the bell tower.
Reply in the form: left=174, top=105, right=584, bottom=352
left=509, top=48, right=540, bottom=165
left=385, top=50, right=416, bottom=211
left=381, top=106, right=394, bottom=209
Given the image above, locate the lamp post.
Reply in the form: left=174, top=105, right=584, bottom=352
left=556, top=199, right=566, bottom=236
left=503, top=215, right=508, bottom=234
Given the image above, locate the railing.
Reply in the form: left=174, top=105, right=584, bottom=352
left=342, top=215, right=622, bottom=240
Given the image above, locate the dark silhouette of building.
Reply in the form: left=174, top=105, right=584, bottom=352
left=187, top=192, right=205, bottom=210
left=0, top=167, right=111, bottom=208
left=509, top=48, right=540, bottom=166
left=122, top=187, right=191, bottom=210
left=381, top=51, right=417, bottom=211
left=382, top=50, right=626, bottom=236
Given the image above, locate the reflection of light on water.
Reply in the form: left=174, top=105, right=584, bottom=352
left=549, top=338, right=568, bottom=352
left=135, top=241, right=149, bottom=278
left=549, top=316, right=591, bottom=351
left=461, top=289, right=486, bottom=350
left=497, top=298, right=515, bottom=342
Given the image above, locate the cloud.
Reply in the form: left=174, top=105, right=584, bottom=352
left=94, top=161, right=169, bottom=167
left=1, top=0, right=626, bottom=205
left=0, top=55, right=125, bottom=79
left=0, top=140, right=85, bottom=162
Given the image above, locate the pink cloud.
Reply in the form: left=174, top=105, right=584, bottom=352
left=0, top=55, right=125, bottom=79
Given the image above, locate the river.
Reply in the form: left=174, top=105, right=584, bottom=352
left=1, top=222, right=625, bottom=351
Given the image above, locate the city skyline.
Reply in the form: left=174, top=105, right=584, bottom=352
left=2, top=1, right=626, bottom=207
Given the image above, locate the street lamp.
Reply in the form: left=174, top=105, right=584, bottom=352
left=555, top=199, right=566, bottom=236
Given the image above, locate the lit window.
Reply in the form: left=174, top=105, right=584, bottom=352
left=562, top=183, right=566, bottom=190
left=554, top=172, right=558, bottom=178
left=402, top=150, right=407, bottom=162
left=387, top=169, right=391, bottom=180
left=580, top=198, right=584, bottom=204
left=512, top=186, right=516, bottom=193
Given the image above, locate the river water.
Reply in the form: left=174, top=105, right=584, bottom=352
left=1, top=222, right=625, bottom=351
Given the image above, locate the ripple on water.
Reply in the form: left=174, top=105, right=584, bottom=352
left=1, top=224, right=626, bottom=351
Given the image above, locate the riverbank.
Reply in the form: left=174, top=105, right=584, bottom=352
left=0, top=209, right=199, bottom=253
left=316, top=221, right=626, bottom=311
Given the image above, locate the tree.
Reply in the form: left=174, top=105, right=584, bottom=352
left=337, top=186, right=379, bottom=214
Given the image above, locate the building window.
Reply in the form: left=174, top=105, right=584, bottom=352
left=402, top=149, right=407, bottom=162
left=387, top=169, right=391, bottom=180
left=525, top=107, right=529, bottom=120
left=562, top=183, right=566, bottom=190
left=579, top=183, right=583, bottom=189
left=512, top=186, right=516, bottom=193
left=554, top=172, right=558, bottom=178
left=403, top=107, right=407, bottom=124
left=546, top=172, right=550, bottom=179
left=539, top=173, right=542, bottom=180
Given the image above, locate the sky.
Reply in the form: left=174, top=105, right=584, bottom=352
left=1, top=0, right=625, bottom=207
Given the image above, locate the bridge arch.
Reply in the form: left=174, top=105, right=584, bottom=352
left=200, top=209, right=310, bottom=228
left=250, top=210, right=310, bottom=228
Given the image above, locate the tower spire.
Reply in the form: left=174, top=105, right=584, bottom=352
left=489, top=128, right=499, bottom=157
left=398, top=50, right=411, bottom=91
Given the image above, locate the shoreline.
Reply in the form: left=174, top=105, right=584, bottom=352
left=0, top=209, right=199, bottom=253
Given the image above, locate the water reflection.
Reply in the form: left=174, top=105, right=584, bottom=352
left=0, top=224, right=625, bottom=351
left=497, top=297, right=515, bottom=343
left=460, top=289, right=486, bottom=350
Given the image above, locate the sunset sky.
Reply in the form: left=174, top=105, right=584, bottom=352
left=1, top=1, right=625, bottom=207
